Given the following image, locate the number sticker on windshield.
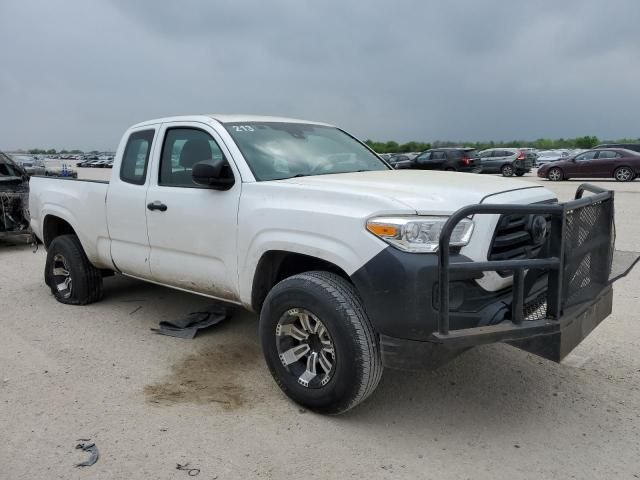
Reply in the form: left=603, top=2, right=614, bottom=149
left=232, top=125, right=255, bottom=132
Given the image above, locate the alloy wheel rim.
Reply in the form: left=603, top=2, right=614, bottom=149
left=52, top=254, right=72, bottom=299
left=503, top=166, right=513, bottom=176
left=276, top=308, right=335, bottom=388
left=549, top=169, right=561, bottom=181
left=617, top=168, right=631, bottom=181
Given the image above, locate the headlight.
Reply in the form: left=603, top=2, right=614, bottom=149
left=366, top=216, right=474, bottom=253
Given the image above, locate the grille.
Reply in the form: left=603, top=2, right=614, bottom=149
left=562, top=198, right=614, bottom=308
left=488, top=211, right=552, bottom=274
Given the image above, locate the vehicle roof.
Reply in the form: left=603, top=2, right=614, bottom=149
left=426, top=147, right=477, bottom=150
left=479, top=147, right=520, bottom=151
left=583, top=148, right=640, bottom=155
left=596, top=143, right=640, bottom=147
left=130, top=114, right=334, bottom=129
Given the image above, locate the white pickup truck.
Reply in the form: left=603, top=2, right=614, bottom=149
left=30, top=115, right=620, bottom=413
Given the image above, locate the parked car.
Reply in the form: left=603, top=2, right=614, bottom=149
left=11, top=155, right=46, bottom=176
left=0, top=151, right=30, bottom=237
left=595, top=143, right=640, bottom=153
left=535, top=150, right=571, bottom=167
left=29, top=115, right=627, bottom=414
left=410, top=148, right=481, bottom=172
left=477, top=148, right=534, bottom=177
left=538, top=148, right=640, bottom=182
left=387, top=152, right=418, bottom=169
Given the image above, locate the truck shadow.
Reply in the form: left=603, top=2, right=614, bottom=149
left=102, top=275, right=606, bottom=434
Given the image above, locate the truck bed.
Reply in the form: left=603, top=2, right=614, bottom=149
left=29, top=176, right=114, bottom=269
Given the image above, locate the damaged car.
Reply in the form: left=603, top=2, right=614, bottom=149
left=0, top=151, right=30, bottom=238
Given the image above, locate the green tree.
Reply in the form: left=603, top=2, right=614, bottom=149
left=574, top=136, right=599, bottom=149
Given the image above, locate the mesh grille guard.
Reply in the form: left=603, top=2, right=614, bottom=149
left=435, top=183, right=615, bottom=338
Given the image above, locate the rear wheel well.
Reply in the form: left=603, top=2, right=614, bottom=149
left=43, top=215, right=76, bottom=248
left=251, top=251, right=350, bottom=312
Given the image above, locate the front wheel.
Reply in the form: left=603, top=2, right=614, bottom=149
left=259, top=271, right=382, bottom=414
left=501, top=164, right=514, bottom=177
left=44, top=235, right=104, bottom=305
left=614, top=166, right=634, bottom=182
left=547, top=167, right=563, bottom=181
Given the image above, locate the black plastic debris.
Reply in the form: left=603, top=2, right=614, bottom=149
left=75, top=440, right=99, bottom=467
left=152, top=304, right=230, bottom=339
left=176, top=463, right=200, bottom=476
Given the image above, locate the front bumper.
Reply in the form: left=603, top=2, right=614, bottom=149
left=353, top=184, right=622, bottom=371
left=381, top=285, right=612, bottom=370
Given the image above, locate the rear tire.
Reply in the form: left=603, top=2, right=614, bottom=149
left=614, top=166, right=634, bottom=182
left=259, top=271, right=382, bottom=414
left=547, top=167, right=563, bottom=181
left=44, top=235, right=104, bottom=305
left=501, top=164, right=514, bottom=177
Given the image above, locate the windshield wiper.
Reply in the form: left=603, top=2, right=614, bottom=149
left=271, top=173, right=311, bottom=181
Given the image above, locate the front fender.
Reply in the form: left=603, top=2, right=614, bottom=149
left=238, top=228, right=385, bottom=306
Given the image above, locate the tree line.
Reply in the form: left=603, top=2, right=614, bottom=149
left=23, top=148, right=99, bottom=154
left=365, top=135, right=640, bottom=154
left=15, top=135, right=640, bottom=155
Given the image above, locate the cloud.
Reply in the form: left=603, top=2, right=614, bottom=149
left=1, top=0, right=639, bottom=150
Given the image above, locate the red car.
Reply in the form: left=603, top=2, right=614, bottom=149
left=538, top=148, right=640, bottom=182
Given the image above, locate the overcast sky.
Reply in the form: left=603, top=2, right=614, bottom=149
left=1, top=0, right=639, bottom=150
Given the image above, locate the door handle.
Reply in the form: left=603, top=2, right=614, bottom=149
left=147, top=201, right=168, bottom=212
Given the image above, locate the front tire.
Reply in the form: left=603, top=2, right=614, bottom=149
left=44, top=235, right=104, bottom=305
left=259, top=271, right=382, bottom=414
left=547, top=167, right=563, bottom=181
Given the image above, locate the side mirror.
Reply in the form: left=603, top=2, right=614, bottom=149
left=191, top=159, right=235, bottom=190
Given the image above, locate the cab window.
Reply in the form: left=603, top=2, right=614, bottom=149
left=159, top=128, right=230, bottom=188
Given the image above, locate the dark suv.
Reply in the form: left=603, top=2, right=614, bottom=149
left=410, top=148, right=481, bottom=172
left=595, top=143, right=640, bottom=153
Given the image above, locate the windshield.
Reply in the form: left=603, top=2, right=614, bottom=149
left=224, top=122, right=389, bottom=181
left=0, top=154, right=24, bottom=177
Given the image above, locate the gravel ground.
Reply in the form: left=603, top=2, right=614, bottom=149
left=1, top=172, right=639, bottom=479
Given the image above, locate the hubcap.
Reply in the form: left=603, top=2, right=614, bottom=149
left=503, top=166, right=513, bottom=176
left=276, top=308, right=335, bottom=388
left=549, top=169, right=561, bottom=181
left=52, top=254, right=72, bottom=299
left=617, top=168, right=632, bottom=181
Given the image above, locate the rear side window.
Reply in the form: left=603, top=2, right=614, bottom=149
left=597, top=150, right=621, bottom=159
left=120, top=130, right=155, bottom=185
left=431, top=151, right=446, bottom=160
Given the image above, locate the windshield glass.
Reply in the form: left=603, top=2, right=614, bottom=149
left=0, top=154, right=24, bottom=177
left=224, top=122, right=389, bottom=181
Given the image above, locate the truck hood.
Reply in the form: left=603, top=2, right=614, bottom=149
left=278, top=170, right=550, bottom=214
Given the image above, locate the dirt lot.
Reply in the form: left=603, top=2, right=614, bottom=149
left=1, top=173, right=639, bottom=479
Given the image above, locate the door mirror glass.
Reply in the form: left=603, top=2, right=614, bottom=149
left=192, top=159, right=235, bottom=190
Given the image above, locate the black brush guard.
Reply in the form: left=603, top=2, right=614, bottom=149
left=433, top=183, right=616, bottom=362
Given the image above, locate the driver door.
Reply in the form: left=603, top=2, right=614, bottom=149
left=144, top=122, right=242, bottom=301
left=571, top=151, right=599, bottom=177
left=414, top=151, right=431, bottom=170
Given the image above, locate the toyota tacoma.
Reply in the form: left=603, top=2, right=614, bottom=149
left=29, top=115, right=624, bottom=413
